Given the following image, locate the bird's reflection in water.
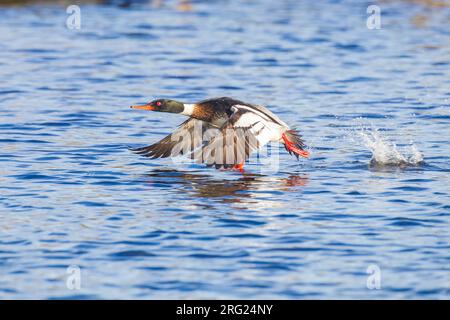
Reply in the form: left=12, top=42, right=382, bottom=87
left=142, top=169, right=308, bottom=205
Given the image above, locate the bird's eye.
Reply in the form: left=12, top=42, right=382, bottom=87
left=156, top=101, right=162, bottom=107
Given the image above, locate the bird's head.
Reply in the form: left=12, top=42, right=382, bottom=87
left=130, top=99, right=184, bottom=114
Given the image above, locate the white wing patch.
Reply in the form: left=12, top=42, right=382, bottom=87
left=231, top=105, right=283, bottom=146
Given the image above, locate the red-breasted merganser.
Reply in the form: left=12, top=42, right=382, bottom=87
left=130, top=97, right=309, bottom=170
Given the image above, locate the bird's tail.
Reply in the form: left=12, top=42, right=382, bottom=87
left=282, top=130, right=310, bottom=159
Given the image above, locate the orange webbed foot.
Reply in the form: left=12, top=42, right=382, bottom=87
left=233, top=163, right=245, bottom=173
left=282, top=133, right=310, bottom=159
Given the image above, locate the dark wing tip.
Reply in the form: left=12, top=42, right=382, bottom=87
left=128, top=144, right=162, bottom=158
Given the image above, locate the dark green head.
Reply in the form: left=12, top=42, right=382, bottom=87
left=130, top=99, right=184, bottom=113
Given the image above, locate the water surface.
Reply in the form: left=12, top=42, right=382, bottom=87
left=0, top=0, right=449, bottom=299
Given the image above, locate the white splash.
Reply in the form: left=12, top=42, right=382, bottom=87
left=355, top=127, right=424, bottom=166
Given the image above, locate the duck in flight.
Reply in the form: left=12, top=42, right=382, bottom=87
left=130, top=97, right=309, bottom=171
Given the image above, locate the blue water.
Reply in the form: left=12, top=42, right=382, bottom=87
left=0, top=0, right=449, bottom=299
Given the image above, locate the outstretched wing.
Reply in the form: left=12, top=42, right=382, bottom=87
left=192, top=105, right=280, bottom=169
left=131, top=118, right=217, bottom=158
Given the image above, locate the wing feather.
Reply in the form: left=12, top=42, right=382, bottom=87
left=193, top=105, right=279, bottom=168
left=130, top=118, right=214, bottom=158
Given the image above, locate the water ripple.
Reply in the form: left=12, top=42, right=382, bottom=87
left=0, top=0, right=449, bottom=300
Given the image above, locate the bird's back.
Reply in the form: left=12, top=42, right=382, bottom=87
left=198, top=97, right=289, bottom=128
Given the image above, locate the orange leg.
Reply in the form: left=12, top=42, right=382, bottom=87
left=233, top=162, right=245, bottom=172
left=282, top=133, right=310, bottom=158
